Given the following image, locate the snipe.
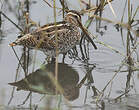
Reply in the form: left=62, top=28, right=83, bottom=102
left=10, top=10, right=97, bottom=57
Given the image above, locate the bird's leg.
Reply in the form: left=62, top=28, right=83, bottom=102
left=62, top=53, right=67, bottom=63
left=51, top=57, right=56, bottom=63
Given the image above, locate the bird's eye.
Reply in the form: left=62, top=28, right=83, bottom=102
left=74, top=15, right=78, bottom=19
left=18, top=35, right=22, bottom=38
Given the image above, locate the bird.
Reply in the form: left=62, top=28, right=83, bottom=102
left=9, top=10, right=97, bottom=58
left=9, top=63, right=80, bottom=101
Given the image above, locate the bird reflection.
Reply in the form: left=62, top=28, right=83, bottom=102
left=9, top=63, right=79, bottom=101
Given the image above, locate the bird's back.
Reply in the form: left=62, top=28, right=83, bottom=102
left=12, top=21, right=81, bottom=57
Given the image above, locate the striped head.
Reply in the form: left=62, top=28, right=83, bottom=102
left=64, top=10, right=81, bottom=26
left=65, top=10, right=97, bottom=49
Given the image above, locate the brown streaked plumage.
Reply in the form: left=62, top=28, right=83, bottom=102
left=9, top=10, right=97, bottom=57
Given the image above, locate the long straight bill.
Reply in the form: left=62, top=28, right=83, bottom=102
left=77, top=20, right=97, bottom=49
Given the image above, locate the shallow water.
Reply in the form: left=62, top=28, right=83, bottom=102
left=0, top=0, right=139, bottom=110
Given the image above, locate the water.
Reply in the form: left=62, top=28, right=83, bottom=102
left=0, top=0, right=139, bottom=110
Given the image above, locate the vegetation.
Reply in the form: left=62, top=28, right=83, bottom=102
left=0, top=0, right=138, bottom=110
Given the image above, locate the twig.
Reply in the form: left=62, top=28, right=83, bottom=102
left=11, top=46, right=26, bottom=74
left=18, top=92, right=32, bottom=106
left=43, top=0, right=53, bottom=8
left=8, top=62, right=21, bottom=105
left=114, top=89, right=130, bottom=101
left=0, top=11, right=23, bottom=32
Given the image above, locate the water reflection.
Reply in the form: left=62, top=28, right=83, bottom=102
left=9, top=63, right=80, bottom=101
